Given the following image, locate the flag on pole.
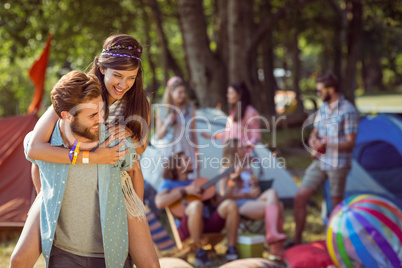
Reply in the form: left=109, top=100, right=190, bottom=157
left=27, top=34, right=52, bottom=114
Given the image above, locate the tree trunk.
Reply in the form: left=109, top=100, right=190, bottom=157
left=227, top=0, right=254, bottom=84
left=261, top=0, right=276, bottom=117
left=362, top=56, right=385, bottom=92
left=333, top=15, right=345, bottom=87
left=327, top=0, right=347, bottom=91
left=291, top=32, right=305, bottom=115
left=343, top=0, right=363, bottom=104
left=215, top=0, right=229, bottom=68
left=141, top=5, right=158, bottom=104
left=248, top=0, right=316, bottom=55
left=148, top=0, right=183, bottom=83
left=177, top=0, right=226, bottom=107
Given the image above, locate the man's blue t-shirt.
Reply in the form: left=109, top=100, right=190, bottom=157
left=158, top=179, right=217, bottom=220
left=158, top=179, right=192, bottom=192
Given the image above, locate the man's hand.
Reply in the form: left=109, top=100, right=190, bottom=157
left=308, top=136, right=320, bottom=150
left=184, top=183, right=203, bottom=197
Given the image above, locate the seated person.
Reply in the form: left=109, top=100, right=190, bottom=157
left=219, top=139, right=286, bottom=259
left=155, top=152, right=239, bottom=266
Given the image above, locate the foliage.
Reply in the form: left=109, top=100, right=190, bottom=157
left=0, top=0, right=401, bottom=117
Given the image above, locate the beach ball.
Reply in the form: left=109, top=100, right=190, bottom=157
left=326, top=194, right=402, bottom=268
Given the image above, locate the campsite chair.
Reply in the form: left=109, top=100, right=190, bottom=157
left=146, top=208, right=192, bottom=258
left=165, top=207, right=225, bottom=255
left=238, top=149, right=275, bottom=234
left=238, top=180, right=274, bottom=234
left=144, top=181, right=160, bottom=217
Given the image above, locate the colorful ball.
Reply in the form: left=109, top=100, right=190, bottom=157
left=326, top=194, right=402, bottom=268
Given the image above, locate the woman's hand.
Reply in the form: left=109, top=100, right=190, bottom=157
left=229, top=165, right=242, bottom=180
left=107, top=124, right=133, bottom=140
left=166, top=113, right=176, bottom=126
left=249, top=186, right=261, bottom=198
left=201, top=132, right=212, bottom=139
left=90, top=136, right=130, bottom=165
left=250, top=175, right=259, bottom=186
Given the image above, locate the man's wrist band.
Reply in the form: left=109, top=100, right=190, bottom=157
left=82, top=151, right=89, bottom=164
left=69, top=140, right=78, bottom=162
left=71, top=142, right=81, bottom=164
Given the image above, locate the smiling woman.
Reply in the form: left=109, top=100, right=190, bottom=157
left=101, top=68, right=139, bottom=104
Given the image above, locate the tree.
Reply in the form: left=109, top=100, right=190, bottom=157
left=343, top=0, right=363, bottom=103
left=177, top=0, right=227, bottom=107
left=1, top=0, right=401, bottom=119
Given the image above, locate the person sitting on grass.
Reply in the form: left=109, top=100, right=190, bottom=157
left=155, top=152, right=240, bottom=266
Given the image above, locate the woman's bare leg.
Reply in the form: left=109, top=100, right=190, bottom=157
left=238, top=189, right=280, bottom=219
left=127, top=216, right=160, bottom=268
left=126, top=159, right=159, bottom=267
left=31, top=164, right=41, bottom=194
left=10, top=196, right=42, bottom=268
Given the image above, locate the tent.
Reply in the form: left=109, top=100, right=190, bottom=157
left=0, top=114, right=37, bottom=226
left=141, top=108, right=298, bottom=202
left=322, top=114, right=402, bottom=220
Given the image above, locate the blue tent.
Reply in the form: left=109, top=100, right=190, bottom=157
left=323, top=114, right=402, bottom=221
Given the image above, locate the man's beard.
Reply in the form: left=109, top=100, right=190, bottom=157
left=183, top=165, right=194, bottom=174
left=71, top=118, right=100, bottom=141
left=178, top=166, right=194, bottom=175
left=323, top=92, right=331, bottom=102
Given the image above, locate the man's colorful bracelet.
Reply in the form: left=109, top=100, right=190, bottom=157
left=71, top=142, right=81, bottom=164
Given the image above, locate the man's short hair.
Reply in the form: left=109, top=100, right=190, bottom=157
left=316, top=73, right=339, bottom=92
left=162, top=152, right=185, bottom=181
left=51, top=71, right=101, bottom=118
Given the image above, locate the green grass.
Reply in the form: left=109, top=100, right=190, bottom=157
left=0, top=228, right=45, bottom=268
left=303, top=92, right=402, bottom=113
left=262, top=126, right=312, bottom=171
left=1, top=205, right=326, bottom=268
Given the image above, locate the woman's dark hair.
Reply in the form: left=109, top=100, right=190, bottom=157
left=316, top=73, right=339, bottom=93
left=229, top=82, right=252, bottom=122
left=162, top=152, right=185, bottom=181
left=222, top=139, right=240, bottom=168
left=88, top=34, right=150, bottom=141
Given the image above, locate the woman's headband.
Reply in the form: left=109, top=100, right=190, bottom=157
left=101, top=45, right=141, bottom=61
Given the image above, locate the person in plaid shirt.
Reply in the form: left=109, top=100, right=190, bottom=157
left=290, top=73, right=359, bottom=247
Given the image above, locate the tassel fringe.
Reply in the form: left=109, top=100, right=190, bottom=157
left=121, top=171, right=147, bottom=222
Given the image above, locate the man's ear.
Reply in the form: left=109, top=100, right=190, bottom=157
left=61, top=111, right=73, bottom=123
